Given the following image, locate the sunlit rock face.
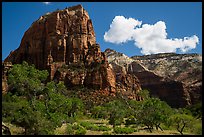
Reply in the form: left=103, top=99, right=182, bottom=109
left=132, top=53, right=202, bottom=106
left=4, top=5, right=116, bottom=93
left=4, top=5, right=144, bottom=102
left=105, top=49, right=202, bottom=108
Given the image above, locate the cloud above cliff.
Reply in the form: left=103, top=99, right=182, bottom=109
left=104, top=16, right=199, bottom=55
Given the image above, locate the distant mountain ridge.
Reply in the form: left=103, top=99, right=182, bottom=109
left=104, top=48, right=202, bottom=107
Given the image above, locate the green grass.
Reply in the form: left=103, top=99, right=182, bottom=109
left=114, top=126, right=136, bottom=134
left=4, top=118, right=200, bottom=135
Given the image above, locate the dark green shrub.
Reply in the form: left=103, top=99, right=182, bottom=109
left=97, top=125, right=111, bottom=131
left=88, top=125, right=99, bottom=131
left=114, top=127, right=135, bottom=134
left=125, top=115, right=137, bottom=126
left=192, top=122, right=202, bottom=135
left=91, top=106, right=108, bottom=119
left=102, top=131, right=112, bottom=135
left=79, top=121, right=98, bottom=130
left=66, top=124, right=74, bottom=135
left=80, top=121, right=93, bottom=128
left=188, top=119, right=202, bottom=135
left=72, top=123, right=81, bottom=130
left=75, top=127, right=87, bottom=135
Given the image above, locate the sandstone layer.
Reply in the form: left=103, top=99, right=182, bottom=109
left=3, top=5, right=141, bottom=101
left=105, top=48, right=201, bottom=108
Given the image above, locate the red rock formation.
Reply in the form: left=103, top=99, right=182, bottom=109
left=2, top=62, right=12, bottom=94
left=4, top=5, right=116, bottom=93
left=110, top=62, right=142, bottom=100
left=105, top=49, right=193, bottom=108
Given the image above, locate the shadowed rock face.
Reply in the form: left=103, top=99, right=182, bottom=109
left=131, top=53, right=202, bottom=106
left=4, top=5, right=116, bottom=93
left=105, top=48, right=201, bottom=108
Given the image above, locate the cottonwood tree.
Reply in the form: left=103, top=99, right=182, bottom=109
left=137, top=97, right=173, bottom=132
left=104, top=100, right=127, bottom=128
left=170, top=113, right=194, bottom=135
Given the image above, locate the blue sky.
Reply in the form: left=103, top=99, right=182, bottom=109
left=2, top=2, right=202, bottom=60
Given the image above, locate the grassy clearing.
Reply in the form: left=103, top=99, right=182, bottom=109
left=4, top=118, right=198, bottom=135
left=54, top=123, right=67, bottom=135
left=54, top=117, right=195, bottom=135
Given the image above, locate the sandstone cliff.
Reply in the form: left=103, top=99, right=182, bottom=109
left=132, top=53, right=202, bottom=105
left=105, top=48, right=201, bottom=107
left=3, top=5, right=141, bottom=102
left=4, top=5, right=116, bottom=93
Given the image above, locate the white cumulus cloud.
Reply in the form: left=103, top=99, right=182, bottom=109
left=104, top=16, right=142, bottom=44
left=104, top=16, right=199, bottom=55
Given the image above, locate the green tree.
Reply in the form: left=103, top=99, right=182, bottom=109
left=186, top=102, right=202, bottom=119
left=2, top=94, right=53, bottom=135
left=7, top=61, right=48, bottom=98
left=170, top=113, right=194, bottom=135
left=137, top=97, right=173, bottom=132
left=3, top=61, right=77, bottom=134
left=90, top=106, right=108, bottom=119
left=104, top=100, right=127, bottom=128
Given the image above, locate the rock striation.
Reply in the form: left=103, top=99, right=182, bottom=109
left=105, top=48, right=201, bottom=108
left=3, top=5, right=141, bottom=101
left=132, top=53, right=202, bottom=105
left=4, top=4, right=116, bottom=93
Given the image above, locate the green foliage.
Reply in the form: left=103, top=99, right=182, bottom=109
left=114, top=126, right=135, bottom=134
left=79, top=122, right=111, bottom=131
left=65, top=123, right=86, bottom=135
left=102, top=131, right=112, bottom=135
left=190, top=119, right=202, bottom=135
left=75, top=126, right=87, bottom=135
left=136, top=97, right=173, bottom=132
left=3, top=61, right=85, bottom=135
left=72, top=123, right=81, bottom=130
left=104, top=100, right=127, bottom=127
left=2, top=94, right=54, bottom=135
left=90, top=106, right=108, bottom=119
left=170, top=113, right=194, bottom=135
left=137, top=89, right=150, bottom=99
left=125, top=115, right=137, bottom=126
left=97, top=125, right=111, bottom=131
left=66, top=124, right=74, bottom=135
left=79, top=121, right=99, bottom=130
left=8, top=61, right=48, bottom=97
left=4, top=61, right=202, bottom=135
left=186, top=102, right=202, bottom=119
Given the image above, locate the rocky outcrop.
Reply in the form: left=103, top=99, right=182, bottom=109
left=3, top=5, right=142, bottom=101
left=2, top=62, right=12, bottom=94
left=104, top=48, right=200, bottom=108
left=4, top=5, right=116, bottom=93
left=104, top=49, right=142, bottom=100
left=132, top=53, right=202, bottom=105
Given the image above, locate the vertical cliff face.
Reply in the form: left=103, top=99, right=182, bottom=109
left=132, top=53, right=202, bottom=105
left=104, top=48, right=198, bottom=108
left=4, top=5, right=116, bottom=93
left=5, top=5, right=96, bottom=69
